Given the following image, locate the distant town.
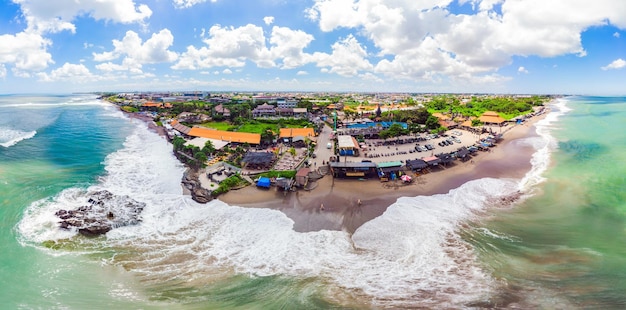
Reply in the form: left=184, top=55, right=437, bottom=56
left=103, top=91, right=551, bottom=201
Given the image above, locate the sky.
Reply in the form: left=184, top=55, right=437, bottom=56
left=0, top=0, right=625, bottom=95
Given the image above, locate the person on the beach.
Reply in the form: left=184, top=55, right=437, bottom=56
left=320, top=203, right=325, bottom=211
left=357, top=199, right=362, bottom=206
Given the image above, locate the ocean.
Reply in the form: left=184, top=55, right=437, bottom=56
left=1, top=94, right=624, bottom=308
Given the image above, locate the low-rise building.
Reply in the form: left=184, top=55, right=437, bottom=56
left=252, top=103, right=276, bottom=117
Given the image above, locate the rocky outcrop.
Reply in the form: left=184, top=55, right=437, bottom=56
left=55, top=190, right=145, bottom=237
left=182, top=169, right=213, bottom=203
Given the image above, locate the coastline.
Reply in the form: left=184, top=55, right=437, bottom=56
left=117, top=102, right=549, bottom=234
left=219, top=110, right=548, bottom=234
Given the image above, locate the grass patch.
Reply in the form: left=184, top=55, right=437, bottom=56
left=201, top=121, right=233, bottom=131
left=212, top=174, right=250, bottom=196
left=238, top=123, right=274, bottom=134
left=256, top=170, right=297, bottom=179
left=120, top=105, right=138, bottom=113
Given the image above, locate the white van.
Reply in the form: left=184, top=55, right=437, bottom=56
left=326, top=142, right=332, bottom=149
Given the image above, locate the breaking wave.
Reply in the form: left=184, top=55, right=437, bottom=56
left=0, top=127, right=37, bottom=148
left=18, top=99, right=566, bottom=307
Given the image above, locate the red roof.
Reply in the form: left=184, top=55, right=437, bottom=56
left=296, top=168, right=310, bottom=177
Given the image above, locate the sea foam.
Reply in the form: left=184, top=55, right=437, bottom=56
left=0, top=127, right=37, bottom=148
left=518, top=98, right=571, bottom=191
left=18, top=100, right=566, bottom=307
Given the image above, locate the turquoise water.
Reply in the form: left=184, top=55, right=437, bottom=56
left=1, top=95, right=625, bottom=308
left=472, top=96, right=626, bottom=308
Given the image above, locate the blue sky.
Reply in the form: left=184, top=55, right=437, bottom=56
left=0, top=0, right=625, bottom=95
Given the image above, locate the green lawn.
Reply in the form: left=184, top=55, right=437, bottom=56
left=200, top=119, right=314, bottom=134
left=237, top=123, right=277, bottom=134
left=201, top=121, right=233, bottom=131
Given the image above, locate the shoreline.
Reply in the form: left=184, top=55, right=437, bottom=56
left=220, top=110, right=548, bottom=234
left=118, top=102, right=550, bottom=234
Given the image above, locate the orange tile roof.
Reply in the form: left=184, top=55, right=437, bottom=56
left=479, top=111, right=506, bottom=124
left=482, top=111, right=500, bottom=117
left=432, top=112, right=451, bottom=120
left=278, top=128, right=316, bottom=138
left=188, top=127, right=261, bottom=144
left=142, top=102, right=162, bottom=107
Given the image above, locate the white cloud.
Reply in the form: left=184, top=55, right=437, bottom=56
left=1, top=0, right=152, bottom=75
left=601, top=58, right=626, bottom=70
left=614, top=32, right=621, bottom=38
left=264, top=16, right=275, bottom=25
left=306, top=0, right=626, bottom=83
left=37, top=63, right=93, bottom=82
left=0, top=31, right=53, bottom=71
left=93, top=29, right=178, bottom=73
left=174, top=24, right=316, bottom=71
left=268, top=26, right=315, bottom=69
left=518, top=66, right=529, bottom=74
left=0, top=64, right=6, bottom=79
left=14, top=0, right=152, bottom=34
left=296, top=71, right=308, bottom=75
left=173, top=24, right=271, bottom=70
left=312, top=35, right=373, bottom=77
left=173, top=0, right=218, bottom=9
left=222, top=68, right=232, bottom=74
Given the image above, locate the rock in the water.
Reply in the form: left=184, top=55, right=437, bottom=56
left=55, top=190, right=146, bottom=237
left=182, top=169, right=213, bottom=204
left=192, top=187, right=212, bottom=203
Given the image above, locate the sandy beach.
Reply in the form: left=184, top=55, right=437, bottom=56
left=219, top=111, right=547, bottom=234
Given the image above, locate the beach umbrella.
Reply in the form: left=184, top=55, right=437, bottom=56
left=400, top=174, right=412, bottom=183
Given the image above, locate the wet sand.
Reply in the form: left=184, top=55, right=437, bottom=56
left=220, top=112, right=547, bottom=234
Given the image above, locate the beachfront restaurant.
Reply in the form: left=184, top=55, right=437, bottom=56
left=436, top=153, right=455, bottom=166
left=241, top=151, right=276, bottom=170
left=423, top=156, right=443, bottom=167
left=455, top=147, right=471, bottom=162
left=406, top=159, right=429, bottom=172
left=329, top=161, right=377, bottom=178
left=376, top=161, right=404, bottom=181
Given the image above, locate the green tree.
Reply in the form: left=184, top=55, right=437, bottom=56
left=261, top=128, right=275, bottom=144
left=386, top=123, right=408, bottom=137
left=202, top=140, right=216, bottom=155
left=194, top=152, right=208, bottom=168
left=471, top=119, right=483, bottom=127
left=425, top=115, right=440, bottom=130
left=172, top=136, right=186, bottom=151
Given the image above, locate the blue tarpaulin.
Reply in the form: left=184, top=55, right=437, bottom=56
left=257, top=177, right=271, bottom=188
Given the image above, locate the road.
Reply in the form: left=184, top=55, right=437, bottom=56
left=310, top=123, right=334, bottom=167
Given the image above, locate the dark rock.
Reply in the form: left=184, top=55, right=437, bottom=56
left=192, top=187, right=213, bottom=203
left=56, top=190, right=146, bottom=237
left=182, top=169, right=213, bottom=204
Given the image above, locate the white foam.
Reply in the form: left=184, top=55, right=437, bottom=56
left=17, top=120, right=184, bottom=245
left=0, top=127, right=37, bottom=147
left=17, top=98, right=571, bottom=307
left=0, top=96, right=108, bottom=109
left=518, top=98, right=571, bottom=191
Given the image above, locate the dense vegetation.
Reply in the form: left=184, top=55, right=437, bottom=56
left=172, top=136, right=216, bottom=169
left=211, top=175, right=250, bottom=196
left=426, top=95, right=547, bottom=120
left=256, top=170, right=297, bottom=179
